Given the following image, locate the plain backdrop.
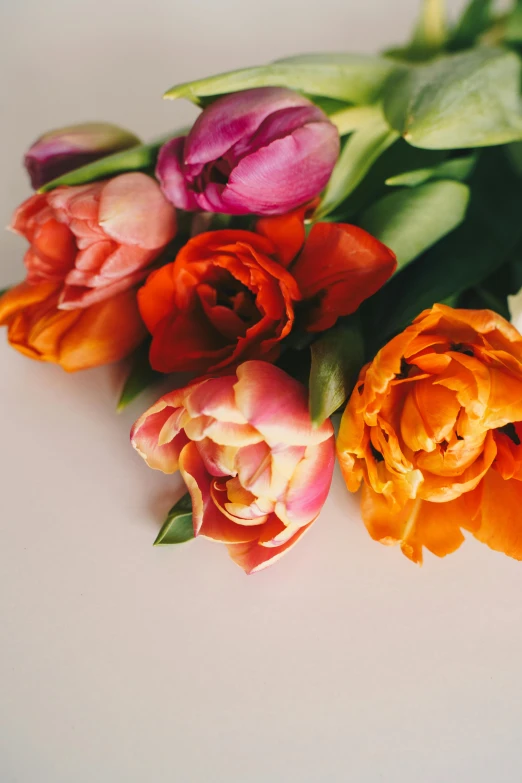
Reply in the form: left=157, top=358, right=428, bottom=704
left=3, top=2, right=522, bottom=782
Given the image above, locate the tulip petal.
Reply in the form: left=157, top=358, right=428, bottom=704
left=255, top=204, right=309, bottom=266
left=226, top=521, right=313, bottom=574
left=98, top=172, right=176, bottom=249
left=222, top=122, right=340, bottom=215
left=291, top=223, right=396, bottom=332
left=360, top=484, right=478, bottom=564
left=179, top=442, right=262, bottom=543
left=278, top=438, right=335, bottom=527
left=137, top=264, right=177, bottom=334
left=473, top=469, right=522, bottom=559
left=183, top=376, right=247, bottom=424
left=156, top=137, right=200, bottom=211
left=234, top=361, right=333, bottom=446
left=56, top=289, right=146, bottom=371
left=131, top=405, right=188, bottom=473
left=185, top=87, right=310, bottom=167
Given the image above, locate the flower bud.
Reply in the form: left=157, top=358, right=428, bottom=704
left=156, top=87, right=340, bottom=216
left=24, top=122, right=140, bottom=189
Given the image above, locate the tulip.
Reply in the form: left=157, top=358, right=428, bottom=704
left=137, top=209, right=395, bottom=376
left=131, top=361, right=335, bottom=573
left=0, top=282, right=145, bottom=371
left=11, top=172, right=176, bottom=310
left=156, top=87, right=340, bottom=216
left=337, top=304, right=522, bottom=564
left=24, top=122, right=140, bottom=189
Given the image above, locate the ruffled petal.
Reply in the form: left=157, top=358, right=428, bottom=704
left=226, top=521, right=313, bottom=574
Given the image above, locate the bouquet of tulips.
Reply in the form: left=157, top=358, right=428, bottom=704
left=3, top=0, right=522, bottom=573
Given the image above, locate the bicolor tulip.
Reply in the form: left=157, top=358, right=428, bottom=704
left=24, top=122, right=140, bottom=189
left=12, top=172, right=176, bottom=309
left=337, top=304, right=522, bottom=563
left=0, top=172, right=176, bottom=370
left=156, top=87, right=340, bottom=215
left=131, top=361, right=335, bottom=573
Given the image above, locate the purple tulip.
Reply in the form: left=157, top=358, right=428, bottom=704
left=24, top=122, right=140, bottom=189
left=156, top=87, right=340, bottom=216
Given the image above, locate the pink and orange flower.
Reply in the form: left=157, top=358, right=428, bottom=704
left=131, top=361, right=335, bottom=573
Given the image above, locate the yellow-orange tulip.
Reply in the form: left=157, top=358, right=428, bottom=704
left=337, top=304, right=522, bottom=563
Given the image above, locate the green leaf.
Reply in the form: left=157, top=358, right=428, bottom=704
left=362, top=177, right=471, bottom=268
left=314, top=107, right=399, bottom=220
left=154, top=493, right=194, bottom=546
left=448, top=0, right=495, bottom=50
left=409, top=0, right=448, bottom=58
left=309, top=318, right=365, bottom=426
left=505, top=0, right=522, bottom=42
left=0, top=287, right=9, bottom=298
left=331, top=140, right=447, bottom=221
left=117, top=342, right=163, bottom=412
left=362, top=148, right=522, bottom=352
left=360, top=180, right=470, bottom=270
left=385, top=154, right=477, bottom=186
left=329, top=105, right=390, bottom=136
left=383, top=47, right=522, bottom=149
left=458, top=246, right=522, bottom=320
left=508, top=141, right=522, bottom=175
left=165, top=53, right=398, bottom=106
left=39, top=132, right=186, bottom=191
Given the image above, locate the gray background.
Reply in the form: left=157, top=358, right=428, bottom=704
left=2, top=1, right=522, bottom=782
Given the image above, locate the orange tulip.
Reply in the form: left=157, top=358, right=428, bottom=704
left=0, top=281, right=145, bottom=371
left=337, top=304, right=522, bottom=563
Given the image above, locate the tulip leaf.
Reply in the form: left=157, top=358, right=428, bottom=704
left=165, top=54, right=398, bottom=106
left=154, top=493, right=195, bottom=546
left=360, top=179, right=470, bottom=270
left=40, top=131, right=187, bottom=191
left=508, top=141, right=522, bottom=175
left=309, top=318, right=365, bottom=426
left=383, top=47, right=522, bottom=149
left=448, top=0, right=495, bottom=50
left=385, top=154, right=477, bottom=187
left=315, top=108, right=399, bottom=220
left=405, top=0, right=448, bottom=60
left=117, top=342, right=163, bottom=412
left=363, top=148, right=522, bottom=352
left=505, top=0, right=522, bottom=42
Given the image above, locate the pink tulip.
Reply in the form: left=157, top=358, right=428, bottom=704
left=24, top=122, right=140, bottom=189
left=11, top=173, right=177, bottom=310
left=131, top=361, right=335, bottom=573
left=156, top=87, right=340, bottom=216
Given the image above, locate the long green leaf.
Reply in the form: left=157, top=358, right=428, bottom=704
left=165, top=54, right=398, bottom=106
left=315, top=108, right=399, bottom=220
left=309, top=318, right=365, bottom=426
left=383, top=47, right=522, bottom=149
left=360, top=179, right=470, bottom=270
left=362, top=148, right=522, bottom=352
left=40, top=132, right=186, bottom=192
left=448, top=0, right=495, bottom=50
left=154, top=493, right=194, bottom=546
left=385, top=154, right=477, bottom=187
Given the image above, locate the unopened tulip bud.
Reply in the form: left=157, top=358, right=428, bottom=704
left=24, top=122, right=140, bottom=189
left=156, top=87, right=340, bottom=216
